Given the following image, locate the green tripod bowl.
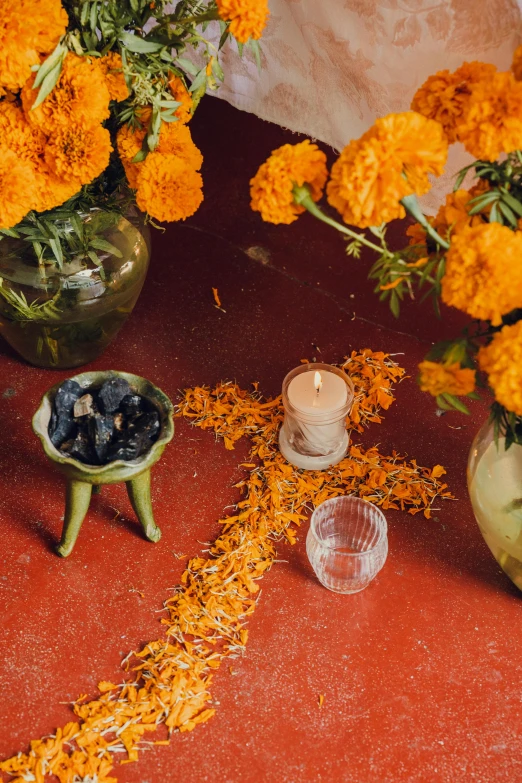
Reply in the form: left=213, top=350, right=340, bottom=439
left=32, top=370, right=174, bottom=557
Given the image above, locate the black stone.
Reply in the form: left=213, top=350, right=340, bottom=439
left=119, top=394, right=144, bottom=418
left=135, top=410, right=160, bottom=441
left=107, top=411, right=160, bottom=462
left=50, top=379, right=82, bottom=447
left=98, top=378, right=131, bottom=414
left=69, top=429, right=97, bottom=464
left=89, top=413, right=115, bottom=463
left=48, top=377, right=160, bottom=465
left=49, top=409, right=58, bottom=437
left=54, top=380, right=82, bottom=415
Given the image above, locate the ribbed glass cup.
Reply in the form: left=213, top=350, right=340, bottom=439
left=306, top=496, right=388, bottom=594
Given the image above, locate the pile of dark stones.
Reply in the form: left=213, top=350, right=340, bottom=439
left=49, top=377, right=161, bottom=465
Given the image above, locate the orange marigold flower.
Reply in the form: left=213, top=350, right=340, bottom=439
left=117, top=120, right=203, bottom=190
left=45, top=125, right=112, bottom=185
left=216, top=0, right=269, bottom=43
left=327, top=112, right=447, bottom=229
left=0, top=0, right=67, bottom=92
left=168, top=75, right=193, bottom=124
left=31, top=0, right=69, bottom=54
left=0, top=146, right=37, bottom=229
left=116, top=125, right=143, bottom=190
left=512, top=45, right=522, bottom=81
left=411, top=62, right=496, bottom=144
left=456, top=71, right=522, bottom=160
left=478, top=322, right=522, bottom=415
left=433, top=187, right=487, bottom=236
left=136, top=153, right=203, bottom=222
left=137, top=105, right=152, bottom=126
left=441, top=222, right=522, bottom=325
left=156, top=122, right=203, bottom=170
left=406, top=220, right=431, bottom=247
left=418, top=360, right=476, bottom=397
left=98, top=52, right=129, bottom=102
left=0, top=101, right=46, bottom=163
left=0, top=3, right=38, bottom=94
left=250, top=140, right=328, bottom=225
left=33, top=167, right=82, bottom=213
left=22, top=53, right=110, bottom=132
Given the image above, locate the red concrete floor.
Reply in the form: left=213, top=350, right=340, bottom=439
left=1, top=98, right=521, bottom=783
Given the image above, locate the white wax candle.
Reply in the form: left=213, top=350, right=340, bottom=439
left=288, top=370, right=347, bottom=414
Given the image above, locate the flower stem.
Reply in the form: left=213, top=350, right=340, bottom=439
left=163, top=9, right=221, bottom=26
left=400, top=194, right=450, bottom=250
left=292, top=186, right=388, bottom=255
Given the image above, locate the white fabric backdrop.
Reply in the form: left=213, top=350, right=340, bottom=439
left=214, top=0, right=522, bottom=210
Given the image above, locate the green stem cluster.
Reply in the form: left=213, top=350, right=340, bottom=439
left=292, top=185, right=450, bottom=256
left=292, top=186, right=387, bottom=255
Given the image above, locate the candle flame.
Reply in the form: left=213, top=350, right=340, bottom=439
left=314, top=371, right=322, bottom=392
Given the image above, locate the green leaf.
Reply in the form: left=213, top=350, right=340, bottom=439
left=87, top=249, right=101, bottom=265
left=501, top=191, right=522, bottom=217
left=87, top=250, right=106, bottom=279
left=209, top=57, right=223, bottom=83
left=89, top=0, right=97, bottom=31
left=48, top=237, right=63, bottom=267
left=189, top=66, right=207, bottom=94
left=119, top=32, right=164, bottom=53
left=435, top=394, right=453, bottom=411
left=69, top=213, right=84, bottom=240
left=147, top=106, right=162, bottom=151
left=219, top=27, right=230, bottom=49
left=441, top=393, right=470, bottom=414
left=158, top=99, right=181, bottom=109
left=237, top=40, right=244, bottom=57
left=467, top=193, right=499, bottom=215
left=32, top=241, right=43, bottom=263
left=498, top=200, right=517, bottom=227
left=389, top=290, right=400, bottom=318
left=33, top=42, right=66, bottom=90
left=489, top=202, right=501, bottom=224
left=80, top=0, right=90, bottom=26
left=131, top=147, right=148, bottom=163
left=32, top=59, right=64, bottom=109
left=89, top=238, right=123, bottom=257
left=435, top=258, right=445, bottom=282
left=453, top=164, right=475, bottom=190
left=175, top=57, right=199, bottom=76
left=249, top=39, right=262, bottom=71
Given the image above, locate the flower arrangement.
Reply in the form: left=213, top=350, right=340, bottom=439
left=251, top=52, right=522, bottom=448
left=0, top=0, right=268, bottom=264
left=0, top=0, right=268, bottom=367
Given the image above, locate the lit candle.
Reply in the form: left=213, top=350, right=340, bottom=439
left=279, top=363, right=354, bottom=470
left=289, top=369, right=347, bottom=414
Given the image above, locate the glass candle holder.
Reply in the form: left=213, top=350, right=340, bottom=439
left=279, top=363, right=354, bottom=470
left=306, top=496, right=388, bottom=594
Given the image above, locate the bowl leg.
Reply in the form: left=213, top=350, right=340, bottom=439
left=56, top=480, right=93, bottom=557
left=126, top=469, right=162, bottom=543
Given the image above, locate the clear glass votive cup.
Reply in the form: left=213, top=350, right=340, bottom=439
left=279, top=363, right=354, bottom=470
left=306, top=496, right=388, bottom=594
